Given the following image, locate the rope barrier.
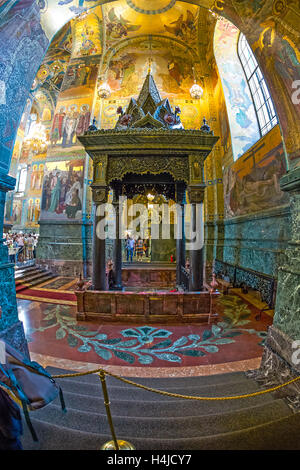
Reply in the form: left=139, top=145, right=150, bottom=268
left=52, top=368, right=300, bottom=401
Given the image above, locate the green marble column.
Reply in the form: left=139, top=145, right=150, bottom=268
left=247, top=167, right=300, bottom=411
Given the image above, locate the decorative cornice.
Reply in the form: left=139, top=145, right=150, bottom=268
left=83, top=128, right=215, bottom=137
left=280, top=167, right=300, bottom=193
left=205, top=204, right=291, bottom=226
left=107, top=155, right=190, bottom=185
left=78, top=128, right=219, bottom=156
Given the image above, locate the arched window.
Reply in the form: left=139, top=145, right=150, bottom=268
left=238, top=33, right=278, bottom=137
left=16, top=166, right=27, bottom=193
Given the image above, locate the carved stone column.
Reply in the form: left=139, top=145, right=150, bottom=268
left=91, top=186, right=108, bottom=291
left=246, top=167, right=300, bottom=411
left=112, top=184, right=123, bottom=290
left=175, top=183, right=186, bottom=288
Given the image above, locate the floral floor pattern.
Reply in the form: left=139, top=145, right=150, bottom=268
left=20, top=293, right=273, bottom=368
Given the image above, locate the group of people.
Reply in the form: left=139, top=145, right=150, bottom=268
left=125, top=235, right=150, bottom=262
left=3, top=232, right=38, bottom=264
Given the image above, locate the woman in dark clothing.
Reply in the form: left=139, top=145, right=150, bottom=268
left=107, top=261, right=116, bottom=290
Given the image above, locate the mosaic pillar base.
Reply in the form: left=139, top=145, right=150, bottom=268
left=0, top=260, right=29, bottom=357
left=247, top=168, right=300, bottom=413
left=0, top=320, right=29, bottom=359
left=246, top=325, right=300, bottom=412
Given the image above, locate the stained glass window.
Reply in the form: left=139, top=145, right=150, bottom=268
left=238, top=33, right=278, bottom=136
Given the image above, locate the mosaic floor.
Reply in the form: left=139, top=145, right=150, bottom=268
left=18, top=288, right=274, bottom=378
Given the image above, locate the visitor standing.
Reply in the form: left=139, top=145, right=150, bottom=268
left=126, top=236, right=135, bottom=263
left=8, top=240, right=17, bottom=264
left=144, top=238, right=149, bottom=258
left=16, top=234, right=24, bottom=263
left=107, top=260, right=116, bottom=290
left=33, top=235, right=38, bottom=258
left=136, top=237, right=144, bottom=262
left=27, top=233, right=34, bottom=260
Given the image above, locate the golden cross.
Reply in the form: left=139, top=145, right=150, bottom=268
left=148, top=57, right=153, bottom=74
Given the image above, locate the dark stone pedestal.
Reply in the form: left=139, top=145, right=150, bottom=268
left=37, top=220, right=92, bottom=277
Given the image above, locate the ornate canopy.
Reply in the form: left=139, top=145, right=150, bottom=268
left=77, top=72, right=219, bottom=203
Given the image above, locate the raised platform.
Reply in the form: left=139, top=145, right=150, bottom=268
left=75, top=288, right=220, bottom=324
left=122, top=264, right=176, bottom=289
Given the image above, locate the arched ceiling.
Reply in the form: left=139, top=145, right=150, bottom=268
left=37, top=0, right=213, bottom=40
left=103, top=0, right=199, bottom=40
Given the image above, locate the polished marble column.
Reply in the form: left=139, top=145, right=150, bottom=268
left=91, top=186, right=107, bottom=291
left=112, top=186, right=123, bottom=290
left=189, top=202, right=203, bottom=291
left=187, top=186, right=205, bottom=292
left=176, top=183, right=186, bottom=288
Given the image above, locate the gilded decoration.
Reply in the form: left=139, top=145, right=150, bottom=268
left=107, top=156, right=189, bottom=184
left=189, top=155, right=205, bottom=184
left=188, top=186, right=206, bottom=204
left=91, top=186, right=108, bottom=204
left=93, top=154, right=108, bottom=183
left=78, top=68, right=218, bottom=192
left=126, top=0, right=177, bottom=15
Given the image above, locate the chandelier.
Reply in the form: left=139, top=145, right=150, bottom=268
left=190, top=83, right=204, bottom=99
left=190, top=67, right=203, bottom=99
left=24, top=122, right=49, bottom=154
left=97, top=82, right=111, bottom=99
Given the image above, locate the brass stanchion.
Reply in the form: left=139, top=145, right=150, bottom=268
left=99, top=371, right=135, bottom=450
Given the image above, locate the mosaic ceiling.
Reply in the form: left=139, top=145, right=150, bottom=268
left=38, top=0, right=203, bottom=42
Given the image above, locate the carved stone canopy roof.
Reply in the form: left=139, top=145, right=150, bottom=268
left=78, top=127, right=219, bottom=157
left=78, top=71, right=219, bottom=172
left=115, top=71, right=184, bottom=130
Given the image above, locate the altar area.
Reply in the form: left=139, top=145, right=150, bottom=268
left=76, top=71, right=220, bottom=324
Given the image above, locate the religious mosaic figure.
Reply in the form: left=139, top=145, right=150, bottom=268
left=30, top=165, right=38, bottom=189
left=164, top=10, right=197, bottom=42
left=34, top=199, right=40, bottom=222
left=66, top=188, right=82, bottom=218
left=78, top=23, right=97, bottom=56
left=51, top=106, right=66, bottom=145
left=76, top=104, right=91, bottom=136
left=62, top=106, right=78, bottom=147
left=49, top=171, right=61, bottom=212
left=41, top=174, right=52, bottom=211
left=106, top=8, right=141, bottom=40
left=65, top=174, right=83, bottom=219
left=27, top=199, right=34, bottom=222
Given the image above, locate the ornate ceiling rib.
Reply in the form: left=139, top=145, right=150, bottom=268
left=126, top=0, right=177, bottom=15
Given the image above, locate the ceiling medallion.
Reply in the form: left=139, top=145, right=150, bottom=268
left=126, top=0, right=176, bottom=15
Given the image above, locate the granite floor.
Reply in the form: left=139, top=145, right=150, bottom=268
left=17, top=288, right=273, bottom=378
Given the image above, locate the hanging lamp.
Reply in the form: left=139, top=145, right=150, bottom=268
left=190, top=66, right=203, bottom=99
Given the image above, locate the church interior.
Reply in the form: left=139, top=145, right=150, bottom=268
left=0, top=0, right=300, bottom=451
